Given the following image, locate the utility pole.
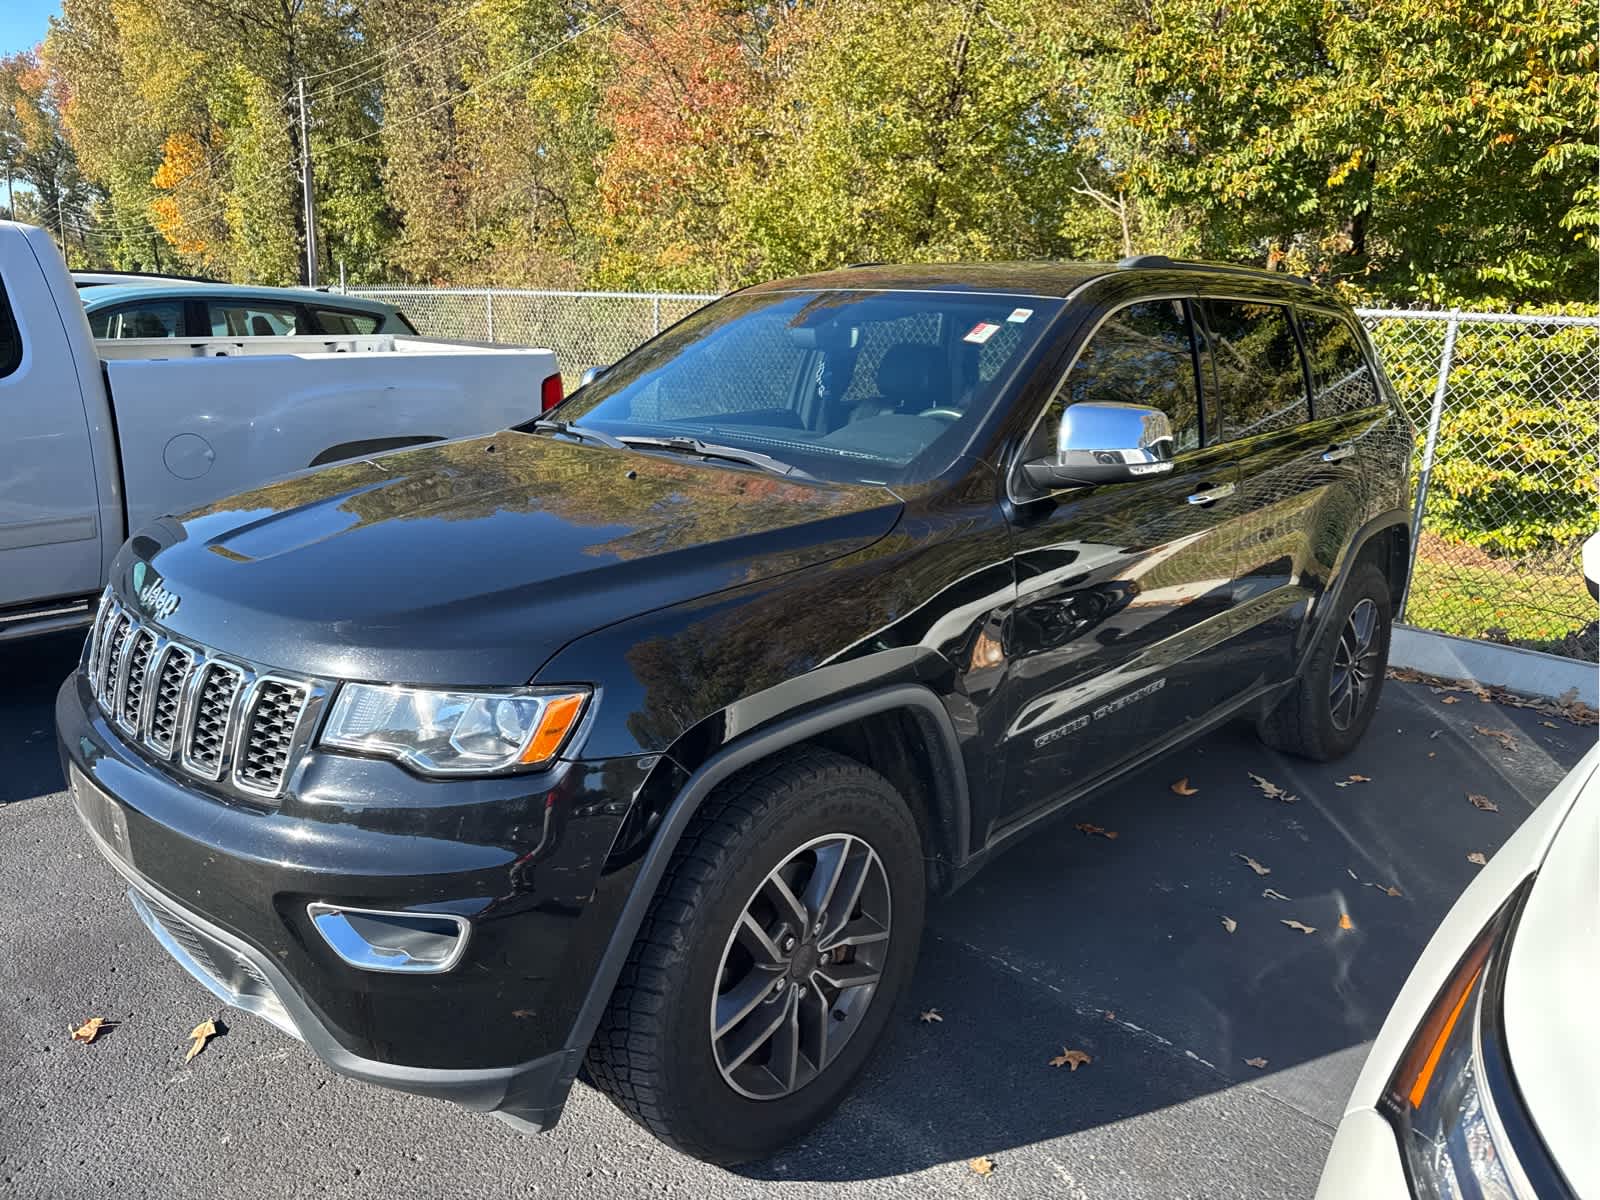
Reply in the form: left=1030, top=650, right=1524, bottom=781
left=297, top=77, right=319, bottom=287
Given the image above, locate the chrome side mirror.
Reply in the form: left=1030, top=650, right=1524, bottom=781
left=1021, top=401, right=1175, bottom=491
left=579, top=365, right=608, bottom=388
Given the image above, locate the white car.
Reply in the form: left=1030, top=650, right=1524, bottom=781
left=1316, top=744, right=1599, bottom=1200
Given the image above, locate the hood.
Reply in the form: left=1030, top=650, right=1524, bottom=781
left=116, top=432, right=903, bottom=686
left=1502, top=749, right=1599, bottom=1200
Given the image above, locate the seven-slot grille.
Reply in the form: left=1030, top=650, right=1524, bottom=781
left=86, top=596, right=317, bottom=801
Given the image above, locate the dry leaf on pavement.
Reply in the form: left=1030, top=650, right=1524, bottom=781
left=1262, top=888, right=1292, bottom=901
left=1541, top=720, right=1559, bottom=729
left=1221, top=916, right=1237, bottom=933
left=1467, top=851, right=1488, bottom=866
left=1171, top=777, right=1199, bottom=796
left=1281, top=919, right=1317, bottom=934
left=1247, top=772, right=1298, bottom=803
left=1244, top=1057, right=1268, bottom=1069
left=968, top=1156, right=996, bottom=1177
left=1235, top=853, right=1271, bottom=876
left=918, top=1009, right=943, bottom=1024
left=1467, top=793, right=1499, bottom=812
left=1440, top=696, right=1459, bottom=704
left=1473, top=726, right=1518, bottom=754
left=1074, top=822, right=1119, bottom=840
left=1338, top=913, right=1354, bottom=930
left=1049, top=1047, right=1093, bottom=1071
left=184, top=1019, right=219, bottom=1064
left=70, top=1017, right=114, bottom=1044
left=1369, top=882, right=1403, bottom=898
left=1335, top=774, right=1372, bottom=788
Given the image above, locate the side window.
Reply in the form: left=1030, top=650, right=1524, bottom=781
left=0, top=271, right=19, bottom=377
left=91, top=301, right=185, bottom=338
left=1298, top=309, right=1381, bottom=416
left=313, top=307, right=381, bottom=335
left=1199, top=300, right=1309, bottom=439
left=1029, top=299, right=1202, bottom=460
left=209, top=301, right=303, bottom=337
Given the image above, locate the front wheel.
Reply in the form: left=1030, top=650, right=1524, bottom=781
left=1257, top=562, right=1392, bottom=760
left=585, top=746, right=925, bottom=1165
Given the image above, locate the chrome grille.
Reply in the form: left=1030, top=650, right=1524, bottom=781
left=86, top=600, right=319, bottom=802
left=184, top=663, right=243, bottom=778
left=234, top=680, right=309, bottom=796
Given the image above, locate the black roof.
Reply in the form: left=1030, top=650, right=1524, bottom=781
left=746, top=257, right=1320, bottom=300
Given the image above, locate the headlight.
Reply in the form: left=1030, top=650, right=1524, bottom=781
left=1381, top=884, right=1558, bottom=1200
left=320, top=684, right=589, bottom=776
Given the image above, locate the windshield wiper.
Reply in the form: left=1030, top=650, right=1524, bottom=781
left=524, top=418, right=627, bottom=449
left=617, top=435, right=812, bottom=479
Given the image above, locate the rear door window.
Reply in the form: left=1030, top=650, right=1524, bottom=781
left=1198, top=300, right=1309, bottom=439
left=90, top=301, right=185, bottom=338
left=1029, top=299, right=1203, bottom=460
left=208, top=301, right=304, bottom=337
left=313, top=307, right=381, bottom=335
left=1297, top=309, right=1381, bottom=416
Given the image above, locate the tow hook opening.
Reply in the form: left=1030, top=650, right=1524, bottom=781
left=308, top=904, right=471, bottom=974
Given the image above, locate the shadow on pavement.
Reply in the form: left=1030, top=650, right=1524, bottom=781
left=0, top=631, right=82, bottom=806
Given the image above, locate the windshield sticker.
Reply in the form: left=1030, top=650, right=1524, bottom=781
left=1007, top=308, right=1034, bottom=323
left=964, top=322, right=1000, bottom=345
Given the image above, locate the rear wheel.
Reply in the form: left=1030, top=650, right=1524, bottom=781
left=585, top=746, right=925, bottom=1165
left=1257, top=562, right=1391, bottom=760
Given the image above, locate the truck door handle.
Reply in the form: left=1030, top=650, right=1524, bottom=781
left=1321, top=443, right=1355, bottom=463
left=1186, top=481, right=1236, bottom=506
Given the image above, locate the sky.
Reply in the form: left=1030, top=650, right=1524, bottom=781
left=2, top=0, right=60, bottom=57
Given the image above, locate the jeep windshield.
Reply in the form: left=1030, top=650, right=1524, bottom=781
left=549, top=289, right=1064, bottom=485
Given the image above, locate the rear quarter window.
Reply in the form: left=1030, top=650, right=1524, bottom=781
left=1199, top=299, right=1309, bottom=440
left=0, top=271, right=19, bottom=377
left=313, top=307, right=381, bottom=335
left=1298, top=309, right=1382, bottom=416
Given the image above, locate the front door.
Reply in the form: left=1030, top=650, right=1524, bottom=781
left=996, top=298, right=1247, bottom=828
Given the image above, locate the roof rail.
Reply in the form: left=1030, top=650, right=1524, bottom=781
left=1116, top=254, right=1313, bottom=286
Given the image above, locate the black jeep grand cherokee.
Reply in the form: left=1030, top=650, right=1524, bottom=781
left=60, top=258, right=1412, bottom=1164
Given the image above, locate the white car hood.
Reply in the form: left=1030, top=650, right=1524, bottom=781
left=1503, top=755, right=1600, bottom=1199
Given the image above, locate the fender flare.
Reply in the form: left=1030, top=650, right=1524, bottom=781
left=1298, top=508, right=1411, bottom=665
left=559, top=683, right=970, bottom=1065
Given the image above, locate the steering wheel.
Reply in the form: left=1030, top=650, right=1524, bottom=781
left=917, top=407, right=965, bottom=421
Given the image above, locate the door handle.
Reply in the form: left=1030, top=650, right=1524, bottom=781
left=1185, top=481, right=1236, bottom=506
left=1321, top=442, right=1355, bottom=463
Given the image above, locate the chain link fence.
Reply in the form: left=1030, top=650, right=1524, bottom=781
left=352, top=286, right=1600, bottom=661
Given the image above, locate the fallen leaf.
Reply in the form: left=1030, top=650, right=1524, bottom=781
left=1428, top=752, right=1437, bottom=758
left=184, top=1019, right=219, bottom=1064
left=968, top=1156, right=996, bottom=1177
left=1556, top=687, right=1578, bottom=707
left=1473, top=726, right=1518, bottom=754
left=1248, top=772, right=1298, bottom=804
left=1280, top=919, right=1317, bottom=934
left=1541, top=720, right=1559, bottom=729
left=511, top=1009, right=533, bottom=1018
left=1171, top=777, right=1199, bottom=796
left=1369, top=882, right=1403, bottom=898
left=1467, top=851, right=1488, bottom=866
left=1346, top=867, right=1359, bottom=879
left=1244, top=1056, right=1268, bottom=1069
left=919, top=1008, right=943, bottom=1024
left=1221, top=916, right=1237, bottom=933
left=70, top=1017, right=114, bottom=1044
left=1049, top=1047, right=1093, bottom=1071
left=1467, top=793, right=1499, bottom=813
left=1338, top=913, right=1354, bottom=930
left=1262, top=887, right=1292, bottom=901
left=1440, top=696, right=1459, bottom=704
left=1235, top=853, right=1271, bottom=876
left=1074, top=823, right=1119, bottom=840
left=1104, top=1010, right=1116, bottom=1021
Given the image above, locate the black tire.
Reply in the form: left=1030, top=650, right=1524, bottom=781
left=1257, top=562, right=1392, bottom=761
left=585, top=746, right=926, bottom=1165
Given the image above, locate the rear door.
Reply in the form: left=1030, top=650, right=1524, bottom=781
left=1194, top=296, right=1345, bottom=686
left=998, top=297, right=1248, bottom=827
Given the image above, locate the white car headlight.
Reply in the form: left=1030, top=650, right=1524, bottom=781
left=320, top=684, right=589, bottom=776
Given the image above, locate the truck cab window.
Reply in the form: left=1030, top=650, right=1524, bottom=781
left=314, top=308, right=381, bottom=335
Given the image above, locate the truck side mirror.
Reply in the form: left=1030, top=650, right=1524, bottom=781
left=1021, top=401, right=1176, bottom=491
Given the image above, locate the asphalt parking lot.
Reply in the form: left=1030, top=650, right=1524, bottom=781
left=1, top=630, right=1592, bottom=1200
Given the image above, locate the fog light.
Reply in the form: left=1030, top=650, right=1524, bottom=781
left=308, top=904, right=470, bottom=974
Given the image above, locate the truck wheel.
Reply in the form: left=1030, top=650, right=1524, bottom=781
left=1257, top=562, right=1392, bottom=761
left=585, top=746, right=925, bottom=1165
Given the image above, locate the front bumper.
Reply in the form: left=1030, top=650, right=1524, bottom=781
left=57, top=669, right=658, bottom=1128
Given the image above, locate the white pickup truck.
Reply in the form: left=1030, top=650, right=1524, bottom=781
left=0, top=221, right=560, bottom=641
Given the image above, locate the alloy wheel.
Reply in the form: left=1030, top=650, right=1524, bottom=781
left=709, top=833, right=892, bottom=1100
left=1329, top=597, right=1380, bottom=731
